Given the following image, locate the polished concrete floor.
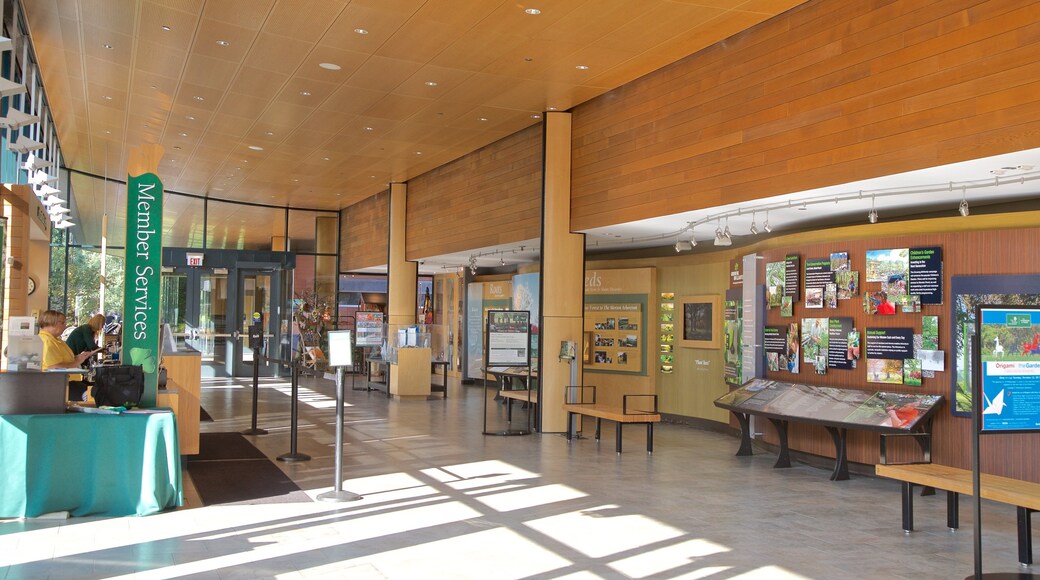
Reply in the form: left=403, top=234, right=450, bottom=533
left=1, top=370, right=1036, bottom=579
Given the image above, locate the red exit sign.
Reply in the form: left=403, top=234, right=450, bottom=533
left=186, top=253, right=203, bottom=267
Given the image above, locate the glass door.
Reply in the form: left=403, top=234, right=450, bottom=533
left=197, top=270, right=229, bottom=365
left=234, top=270, right=278, bottom=376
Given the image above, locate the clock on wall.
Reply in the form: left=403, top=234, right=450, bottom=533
left=27, top=276, right=36, bottom=295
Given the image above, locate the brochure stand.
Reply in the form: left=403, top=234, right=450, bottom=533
left=482, top=310, right=532, bottom=436
left=318, top=331, right=362, bottom=503
left=241, top=322, right=268, bottom=436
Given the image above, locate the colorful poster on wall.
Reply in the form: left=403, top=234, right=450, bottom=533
left=512, top=273, right=540, bottom=363
left=801, top=318, right=829, bottom=374
left=766, top=261, right=785, bottom=308
left=866, top=249, right=909, bottom=283
left=827, top=317, right=855, bottom=370
left=355, top=311, right=384, bottom=346
left=804, top=257, right=833, bottom=297
left=786, top=322, right=800, bottom=373
left=466, top=283, right=484, bottom=378
left=785, top=254, right=801, bottom=301
left=724, top=299, right=742, bottom=385
left=764, top=325, right=787, bottom=372
left=122, top=144, right=165, bottom=407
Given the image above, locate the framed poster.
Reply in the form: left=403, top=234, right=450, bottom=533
left=327, top=330, right=353, bottom=367
left=680, top=295, right=721, bottom=349
left=486, top=310, right=530, bottom=367
left=355, top=311, right=384, bottom=347
left=975, top=305, right=1040, bottom=433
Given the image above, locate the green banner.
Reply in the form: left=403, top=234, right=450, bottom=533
left=122, top=171, right=163, bottom=406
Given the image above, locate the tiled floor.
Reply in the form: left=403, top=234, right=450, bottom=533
left=2, top=370, right=1036, bottom=579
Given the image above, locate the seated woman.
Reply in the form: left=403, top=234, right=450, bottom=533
left=38, top=310, right=95, bottom=401
left=66, top=314, right=106, bottom=360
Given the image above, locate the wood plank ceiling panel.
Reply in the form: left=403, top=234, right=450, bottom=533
left=22, top=0, right=808, bottom=249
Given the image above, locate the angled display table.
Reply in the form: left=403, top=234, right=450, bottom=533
left=0, top=411, right=182, bottom=517
left=715, top=379, right=943, bottom=480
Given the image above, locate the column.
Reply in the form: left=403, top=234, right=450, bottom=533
left=539, top=112, right=585, bottom=432
left=386, top=182, right=420, bottom=390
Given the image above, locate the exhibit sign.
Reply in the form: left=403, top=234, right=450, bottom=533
left=327, top=330, right=353, bottom=368
left=976, top=306, right=1040, bottom=433
left=355, top=312, right=384, bottom=347
left=486, top=310, right=530, bottom=367
left=122, top=144, right=165, bottom=406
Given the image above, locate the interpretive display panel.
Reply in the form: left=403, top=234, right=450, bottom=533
left=486, top=310, right=530, bottom=367
left=355, top=312, right=384, bottom=347
left=715, top=379, right=942, bottom=430
left=976, top=306, right=1040, bottom=433
left=327, top=330, right=353, bottom=367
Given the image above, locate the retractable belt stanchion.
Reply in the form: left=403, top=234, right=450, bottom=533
left=317, top=365, right=362, bottom=502
left=277, top=359, right=311, bottom=463
left=242, top=323, right=268, bottom=436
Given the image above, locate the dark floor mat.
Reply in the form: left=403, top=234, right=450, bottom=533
left=187, top=432, right=311, bottom=505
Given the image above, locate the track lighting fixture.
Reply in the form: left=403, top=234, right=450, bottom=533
left=749, top=212, right=758, bottom=235
left=959, top=187, right=969, bottom=217
left=674, top=240, right=683, bottom=253
left=868, top=194, right=878, bottom=224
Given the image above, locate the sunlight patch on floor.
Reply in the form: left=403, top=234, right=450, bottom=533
left=525, top=504, right=684, bottom=558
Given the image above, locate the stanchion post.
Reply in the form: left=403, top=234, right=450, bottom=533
left=317, top=365, right=362, bottom=502
left=242, top=323, right=268, bottom=436
left=278, top=360, right=311, bottom=463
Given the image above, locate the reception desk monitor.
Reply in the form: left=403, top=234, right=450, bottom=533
left=0, top=371, right=69, bottom=414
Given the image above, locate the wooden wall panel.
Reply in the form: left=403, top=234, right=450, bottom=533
left=406, top=124, right=543, bottom=260
left=570, top=0, right=1040, bottom=231
left=340, top=190, right=389, bottom=272
left=749, top=217, right=1040, bottom=482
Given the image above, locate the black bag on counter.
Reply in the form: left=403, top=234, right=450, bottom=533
left=91, top=365, right=145, bottom=408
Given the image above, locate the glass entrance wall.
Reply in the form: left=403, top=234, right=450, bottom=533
left=197, top=270, right=228, bottom=363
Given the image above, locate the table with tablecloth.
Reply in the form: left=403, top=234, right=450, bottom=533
left=0, top=411, right=182, bottom=517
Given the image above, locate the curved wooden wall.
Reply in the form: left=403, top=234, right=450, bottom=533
left=570, top=0, right=1040, bottom=231
left=340, top=190, right=389, bottom=272
left=751, top=214, right=1040, bottom=481
left=405, top=124, right=543, bottom=260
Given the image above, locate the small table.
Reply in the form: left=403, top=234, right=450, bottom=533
left=0, top=412, right=182, bottom=517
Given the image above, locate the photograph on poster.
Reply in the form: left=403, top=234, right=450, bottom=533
left=867, top=358, right=904, bottom=384
left=866, top=249, right=909, bottom=283
left=830, top=251, right=849, bottom=272
left=680, top=295, right=721, bottom=349
left=781, top=296, right=793, bottom=317
left=835, top=271, right=859, bottom=299
left=919, top=349, right=944, bottom=371
left=805, top=288, right=823, bottom=309
left=904, top=359, right=922, bottom=386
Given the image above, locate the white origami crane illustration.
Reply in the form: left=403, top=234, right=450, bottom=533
left=983, top=389, right=1007, bottom=415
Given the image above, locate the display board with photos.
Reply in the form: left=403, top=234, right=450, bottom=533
left=715, top=379, right=943, bottom=431
left=355, top=311, right=384, bottom=347
left=659, top=293, right=675, bottom=374
left=975, top=305, right=1040, bottom=433
left=485, top=310, right=531, bottom=367
left=585, top=302, right=644, bottom=372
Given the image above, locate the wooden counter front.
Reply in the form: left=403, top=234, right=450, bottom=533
left=161, top=351, right=202, bottom=454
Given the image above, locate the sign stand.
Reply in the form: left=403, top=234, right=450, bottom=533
left=318, top=330, right=362, bottom=503
left=482, top=310, right=532, bottom=436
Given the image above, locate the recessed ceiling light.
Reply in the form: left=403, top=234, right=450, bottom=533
left=575, top=64, right=589, bottom=70
left=479, top=117, right=488, bottom=122
left=161, top=25, right=171, bottom=31
left=425, top=81, right=438, bottom=87
left=178, top=132, right=187, bottom=137
left=216, top=40, right=230, bottom=46
left=363, top=126, right=374, bottom=131
left=173, top=146, right=182, bottom=150
left=248, top=145, right=263, bottom=151
left=150, top=85, right=157, bottom=89
left=531, top=114, right=541, bottom=119
left=300, top=91, right=311, bottom=96
left=319, top=62, right=341, bottom=70
left=354, top=28, right=369, bottom=35
left=102, top=95, right=112, bottom=100
left=525, top=8, right=541, bottom=15
left=105, top=130, right=111, bottom=134
left=547, top=106, right=557, bottom=111
left=415, top=151, right=423, bottom=155
left=322, top=157, right=330, bottom=161
left=370, top=175, right=376, bottom=178
left=186, top=115, right=196, bottom=120
left=264, top=131, right=274, bottom=136
left=212, top=187, right=223, bottom=191
left=103, top=43, right=113, bottom=49
left=292, top=178, right=299, bottom=182
left=524, top=57, right=533, bottom=62
left=193, top=95, right=204, bottom=101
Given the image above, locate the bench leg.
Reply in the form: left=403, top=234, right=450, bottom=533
left=506, top=399, right=513, bottom=423
left=1019, top=507, right=1034, bottom=565
left=566, top=412, right=575, bottom=441
left=595, top=418, right=602, bottom=441
left=733, top=412, right=753, bottom=456
left=902, top=482, right=914, bottom=533
left=769, top=418, right=791, bottom=468
left=647, top=423, right=654, bottom=455
left=616, top=422, right=622, bottom=454
left=947, top=491, right=959, bottom=530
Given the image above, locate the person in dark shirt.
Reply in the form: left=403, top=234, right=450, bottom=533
left=65, top=314, right=106, bottom=358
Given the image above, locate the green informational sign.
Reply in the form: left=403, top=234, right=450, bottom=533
left=122, top=170, right=163, bottom=406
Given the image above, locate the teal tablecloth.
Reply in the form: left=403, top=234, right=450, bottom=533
left=0, top=412, right=182, bottom=517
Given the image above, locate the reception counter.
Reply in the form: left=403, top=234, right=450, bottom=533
left=0, top=412, right=182, bottom=517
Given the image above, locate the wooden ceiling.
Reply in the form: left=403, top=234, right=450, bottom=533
left=24, top=0, right=806, bottom=242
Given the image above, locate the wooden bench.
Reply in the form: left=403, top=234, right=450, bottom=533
left=563, top=386, right=661, bottom=454
left=876, top=463, right=1040, bottom=565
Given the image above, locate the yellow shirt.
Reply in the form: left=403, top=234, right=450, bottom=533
left=39, top=331, right=83, bottom=381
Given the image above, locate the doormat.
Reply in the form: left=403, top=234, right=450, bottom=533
left=186, top=432, right=311, bottom=506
